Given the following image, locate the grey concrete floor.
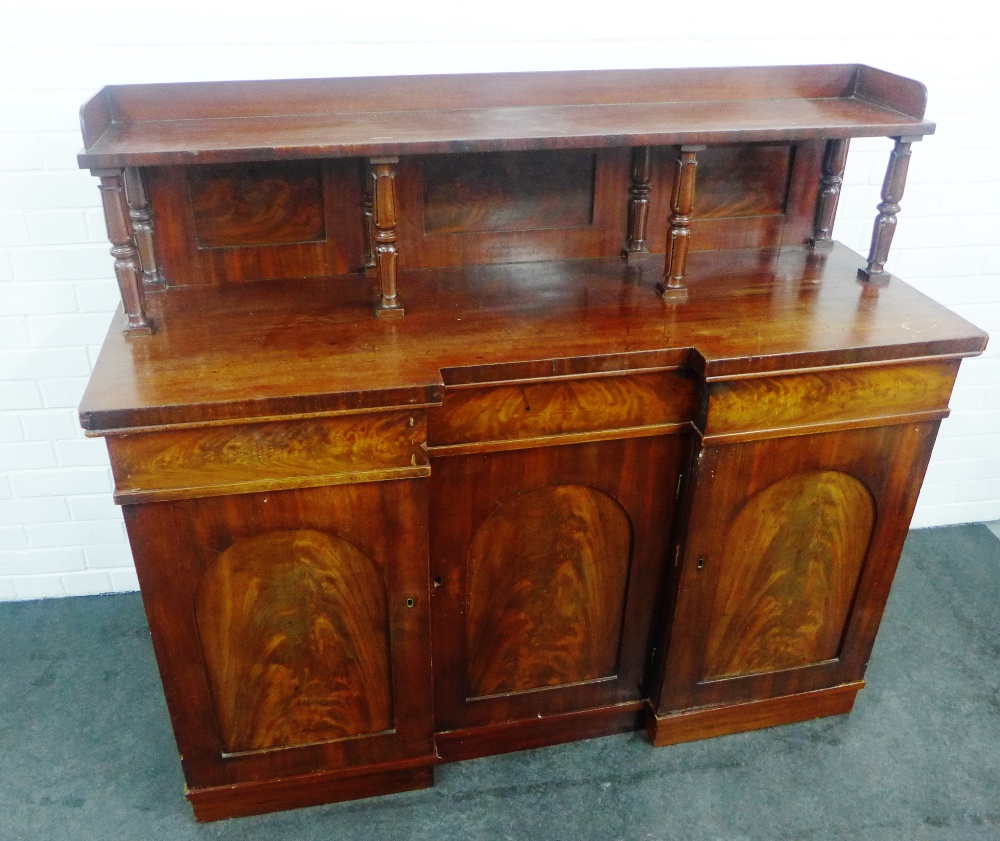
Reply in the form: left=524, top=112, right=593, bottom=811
left=1, top=525, right=998, bottom=841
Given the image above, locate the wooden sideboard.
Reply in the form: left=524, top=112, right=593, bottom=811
left=76, top=65, right=988, bottom=821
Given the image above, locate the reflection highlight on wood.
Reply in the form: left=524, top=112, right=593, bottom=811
left=703, top=471, right=874, bottom=679
left=466, top=485, right=632, bottom=697
left=195, top=529, right=393, bottom=753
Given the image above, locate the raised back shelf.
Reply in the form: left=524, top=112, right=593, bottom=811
left=78, top=64, right=931, bottom=166
left=77, top=64, right=938, bottom=333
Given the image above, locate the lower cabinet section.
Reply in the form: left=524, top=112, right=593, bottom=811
left=115, top=410, right=948, bottom=820
left=648, top=422, right=941, bottom=741
left=428, top=436, right=685, bottom=758
left=123, top=480, right=437, bottom=819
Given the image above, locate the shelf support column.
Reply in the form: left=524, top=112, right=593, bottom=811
left=808, top=138, right=849, bottom=250
left=370, top=157, right=404, bottom=318
left=124, top=167, right=165, bottom=289
left=658, top=145, right=705, bottom=298
left=858, top=136, right=920, bottom=284
left=95, top=169, right=153, bottom=336
left=622, top=146, right=653, bottom=261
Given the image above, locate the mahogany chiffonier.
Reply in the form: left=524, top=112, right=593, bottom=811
left=75, top=65, right=987, bottom=820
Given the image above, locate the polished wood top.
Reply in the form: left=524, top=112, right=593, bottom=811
left=80, top=244, right=986, bottom=433
left=78, top=65, right=933, bottom=168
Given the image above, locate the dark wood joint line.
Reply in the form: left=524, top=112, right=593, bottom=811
left=124, top=167, right=166, bottom=290
left=658, top=145, right=705, bottom=300
left=858, top=135, right=922, bottom=285
left=93, top=168, right=154, bottom=336
left=622, top=146, right=653, bottom=262
left=361, top=159, right=376, bottom=274
left=369, top=156, right=404, bottom=318
left=808, top=138, right=850, bottom=250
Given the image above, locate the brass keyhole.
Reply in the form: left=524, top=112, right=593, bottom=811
left=406, top=597, right=415, bottom=608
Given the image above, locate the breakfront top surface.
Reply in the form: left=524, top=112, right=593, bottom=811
left=80, top=245, right=986, bottom=432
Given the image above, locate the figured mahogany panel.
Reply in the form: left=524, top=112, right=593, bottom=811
left=702, top=471, right=874, bottom=679
left=108, top=411, right=429, bottom=503
left=121, top=480, right=435, bottom=792
left=652, top=422, right=945, bottom=715
left=428, top=369, right=695, bottom=449
left=465, top=485, right=632, bottom=697
left=145, top=159, right=363, bottom=285
left=702, top=358, right=960, bottom=441
left=397, top=148, right=629, bottom=268
left=195, top=529, right=393, bottom=752
left=423, top=150, right=594, bottom=235
left=646, top=142, right=822, bottom=252
left=695, top=145, right=791, bottom=219
left=189, top=162, right=326, bottom=248
left=430, top=434, right=684, bottom=735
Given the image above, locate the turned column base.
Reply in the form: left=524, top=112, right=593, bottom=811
left=857, top=266, right=892, bottom=286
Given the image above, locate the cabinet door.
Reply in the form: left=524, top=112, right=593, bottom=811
left=124, top=480, right=435, bottom=791
left=655, top=422, right=939, bottom=715
left=429, top=436, right=684, bottom=748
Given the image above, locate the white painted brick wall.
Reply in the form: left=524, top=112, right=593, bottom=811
left=1, top=0, right=998, bottom=600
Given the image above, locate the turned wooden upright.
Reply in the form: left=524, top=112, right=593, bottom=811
left=76, top=66, right=986, bottom=822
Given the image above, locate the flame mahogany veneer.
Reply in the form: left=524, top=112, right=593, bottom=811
left=77, top=66, right=987, bottom=821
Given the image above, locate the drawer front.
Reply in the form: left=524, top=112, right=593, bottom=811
left=702, top=359, right=960, bottom=442
left=108, top=411, right=427, bottom=503
left=428, top=369, right=696, bottom=450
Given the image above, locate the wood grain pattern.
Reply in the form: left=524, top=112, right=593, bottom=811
left=652, top=422, right=943, bottom=716
left=422, top=150, right=595, bottom=234
left=703, top=359, right=960, bottom=440
left=428, top=370, right=695, bottom=448
left=644, top=142, right=823, bottom=254
left=396, top=149, right=628, bottom=269
left=694, top=144, right=791, bottom=219
left=429, top=435, right=683, bottom=735
left=189, top=162, right=326, bottom=249
left=122, top=481, right=435, bottom=794
left=145, top=160, right=363, bottom=285
left=702, top=471, right=874, bottom=678
left=195, top=529, right=393, bottom=752
left=107, top=412, right=428, bottom=503
left=465, top=485, right=632, bottom=697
